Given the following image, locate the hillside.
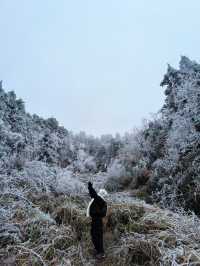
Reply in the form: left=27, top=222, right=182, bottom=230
left=1, top=57, right=200, bottom=265
left=1, top=175, right=200, bottom=265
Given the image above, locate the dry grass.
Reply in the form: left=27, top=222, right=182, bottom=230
left=1, top=191, right=200, bottom=265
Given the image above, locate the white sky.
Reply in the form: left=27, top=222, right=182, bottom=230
left=1, top=0, right=200, bottom=136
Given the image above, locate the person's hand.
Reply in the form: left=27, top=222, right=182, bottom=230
left=88, top=181, right=93, bottom=189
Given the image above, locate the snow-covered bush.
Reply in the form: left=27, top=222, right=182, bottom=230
left=105, top=159, right=132, bottom=191
left=55, top=169, right=87, bottom=195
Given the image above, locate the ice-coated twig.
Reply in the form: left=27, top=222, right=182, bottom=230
left=8, top=245, right=47, bottom=266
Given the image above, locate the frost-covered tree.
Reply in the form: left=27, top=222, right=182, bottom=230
left=0, top=85, right=121, bottom=177
left=113, top=57, right=200, bottom=213
left=104, top=57, right=200, bottom=214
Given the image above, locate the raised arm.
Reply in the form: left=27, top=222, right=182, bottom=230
left=88, top=182, right=98, bottom=199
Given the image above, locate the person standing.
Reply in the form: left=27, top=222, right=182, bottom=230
left=87, top=182, right=108, bottom=260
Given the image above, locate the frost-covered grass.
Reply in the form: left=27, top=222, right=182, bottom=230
left=55, top=168, right=87, bottom=195
left=1, top=159, right=200, bottom=264
left=1, top=171, right=200, bottom=266
left=0, top=161, right=87, bottom=197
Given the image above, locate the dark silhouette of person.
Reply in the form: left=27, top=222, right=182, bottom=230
left=87, top=182, right=108, bottom=260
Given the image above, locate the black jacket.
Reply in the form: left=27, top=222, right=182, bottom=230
left=88, top=185, right=107, bottom=218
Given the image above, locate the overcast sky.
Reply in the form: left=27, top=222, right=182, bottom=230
left=1, top=1, right=200, bottom=136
